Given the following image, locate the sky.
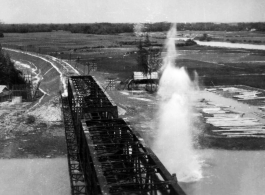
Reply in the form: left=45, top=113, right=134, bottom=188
left=1, top=0, right=265, bottom=24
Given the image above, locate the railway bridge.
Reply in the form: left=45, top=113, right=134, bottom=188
left=61, top=76, right=186, bottom=195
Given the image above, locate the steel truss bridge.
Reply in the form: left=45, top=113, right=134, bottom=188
left=61, top=76, right=186, bottom=195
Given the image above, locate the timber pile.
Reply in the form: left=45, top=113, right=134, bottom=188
left=206, top=86, right=265, bottom=113
left=200, top=101, right=265, bottom=138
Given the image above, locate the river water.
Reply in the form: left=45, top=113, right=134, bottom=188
left=0, top=158, right=70, bottom=195
left=176, top=37, right=265, bottom=51
left=181, top=149, right=265, bottom=195
left=195, top=40, right=265, bottom=51
left=177, top=41, right=265, bottom=195
left=177, top=89, right=265, bottom=195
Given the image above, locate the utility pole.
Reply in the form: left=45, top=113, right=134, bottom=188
left=76, top=56, right=80, bottom=68
left=86, top=62, right=89, bottom=75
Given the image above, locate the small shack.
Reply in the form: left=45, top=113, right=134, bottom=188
left=127, top=72, right=159, bottom=91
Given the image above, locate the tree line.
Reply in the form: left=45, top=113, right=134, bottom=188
left=0, top=45, right=25, bottom=86
left=0, top=23, right=133, bottom=34
left=0, top=22, right=265, bottom=34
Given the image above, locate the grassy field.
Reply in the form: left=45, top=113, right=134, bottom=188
left=0, top=31, right=153, bottom=52
left=2, top=30, right=265, bottom=88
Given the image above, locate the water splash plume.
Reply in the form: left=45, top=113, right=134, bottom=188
left=152, top=24, right=202, bottom=182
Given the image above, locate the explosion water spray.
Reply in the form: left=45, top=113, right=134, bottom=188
left=152, top=24, right=202, bottom=182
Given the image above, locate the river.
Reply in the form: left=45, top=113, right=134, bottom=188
left=178, top=89, right=265, bottom=195
left=181, top=149, right=265, bottom=195
left=176, top=37, right=265, bottom=51
left=176, top=72, right=265, bottom=194
left=196, top=40, right=265, bottom=51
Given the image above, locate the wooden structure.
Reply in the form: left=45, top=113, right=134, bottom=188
left=127, top=71, right=159, bottom=91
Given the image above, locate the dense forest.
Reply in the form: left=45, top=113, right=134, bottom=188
left=0, top=22, right=265, bottom=34
left=0, top=45, right=25, bottom=86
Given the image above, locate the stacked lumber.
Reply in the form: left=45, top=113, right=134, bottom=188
left=201, top=103, right=265, bottom=138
